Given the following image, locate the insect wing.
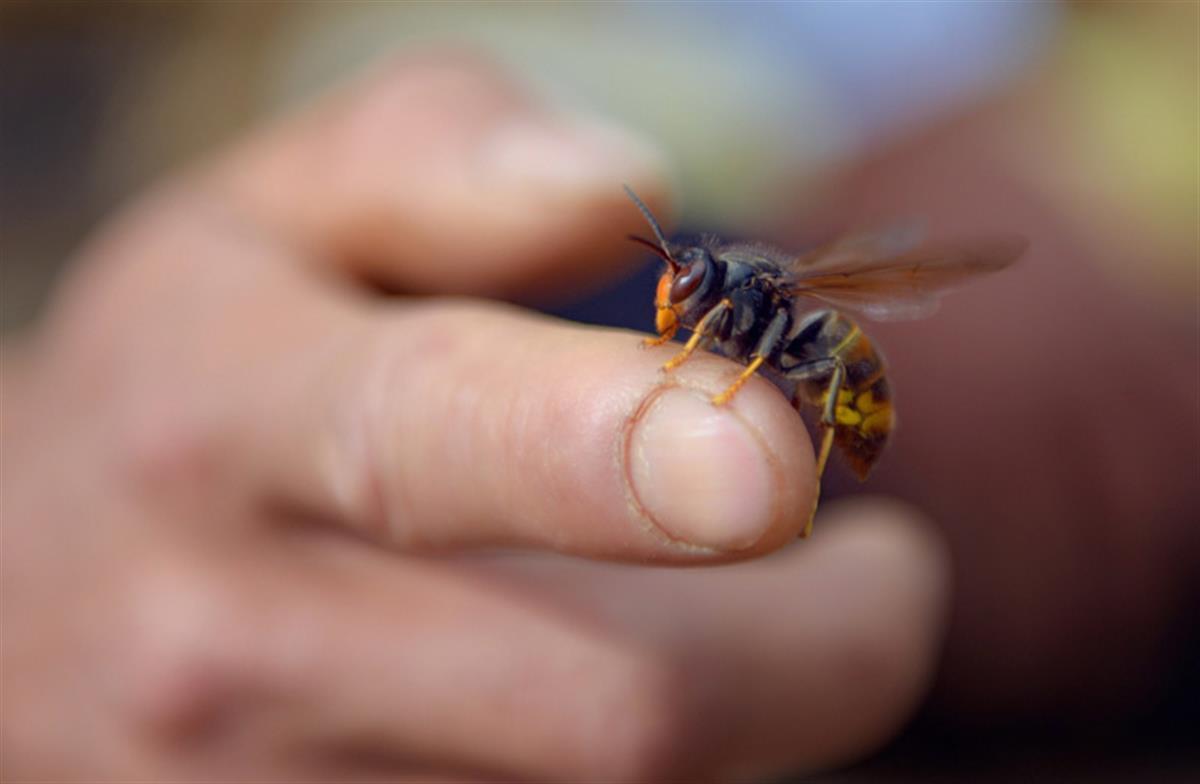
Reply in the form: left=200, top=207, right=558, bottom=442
left=784, top=232, right=1027, bottom=322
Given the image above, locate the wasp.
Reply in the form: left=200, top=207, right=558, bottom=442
left=624, top=187, right=1025, bottom=536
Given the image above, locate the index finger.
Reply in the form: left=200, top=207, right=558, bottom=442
left=239, top=300, right=818, bottom=561
left=207, top=52, right=670, bottom=298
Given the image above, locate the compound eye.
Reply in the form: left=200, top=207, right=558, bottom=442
left=669, top=259, right=706, bottom=302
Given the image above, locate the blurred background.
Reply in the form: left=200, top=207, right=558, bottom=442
left=2, top=1, right=1197, bottom=780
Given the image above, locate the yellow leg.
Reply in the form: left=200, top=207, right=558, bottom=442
left=711, top=356, right=765, bottom=405
left=661, top=329, right=706, bottom=371
left=801, top=426, right=836, bottom=538
left=801, top=497, right=818, bottom=539
left=661, top=299, right=732, bottom=372
left=788, top=357, right=847, bottom=540
left=814, top=423, right=836, bottom=479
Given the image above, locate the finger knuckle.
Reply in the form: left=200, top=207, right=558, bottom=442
left=332, top=52, right=518, bottom=174
left=329, top=321, right=424, bottom=538
left=126, top=571, right=260, bottom=744
left=334, top=308, right=482, bottom=542
left=568, top=644, right=693, bottom=782
left=116, top=398, right=227, bottom=497
left=365, top=51, right=518, bottom=117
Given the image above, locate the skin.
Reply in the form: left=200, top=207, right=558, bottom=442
left=0, top=55, right=949, bottom=781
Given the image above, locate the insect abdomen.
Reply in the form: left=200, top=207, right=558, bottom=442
left=792, top=313, right=895, bottom=480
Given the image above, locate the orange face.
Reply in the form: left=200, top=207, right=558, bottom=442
left=654, top=271, right=678, bottom=335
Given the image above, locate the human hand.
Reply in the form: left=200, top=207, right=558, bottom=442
left=1, top=55, right=947, bottom=781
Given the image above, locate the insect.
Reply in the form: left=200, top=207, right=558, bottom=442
left=624, top=186, right=1025, bottom=536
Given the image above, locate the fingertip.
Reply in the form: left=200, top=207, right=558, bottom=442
left=623, top=351, right=817, bottom=556
left=813, top=496, right=952, bottom=604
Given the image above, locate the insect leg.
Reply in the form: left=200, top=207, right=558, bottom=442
left=711, top=308, right=791, bottom=405
left=661, top=299, right=732, bottom=372
left=798, top=358, right=847, bottom=474
left=641, top=322, right=678, bottom=348
left=785, top=356, right=846, bottom=538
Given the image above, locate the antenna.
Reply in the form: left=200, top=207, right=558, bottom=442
left=623, top=185, right=678, bottom=271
